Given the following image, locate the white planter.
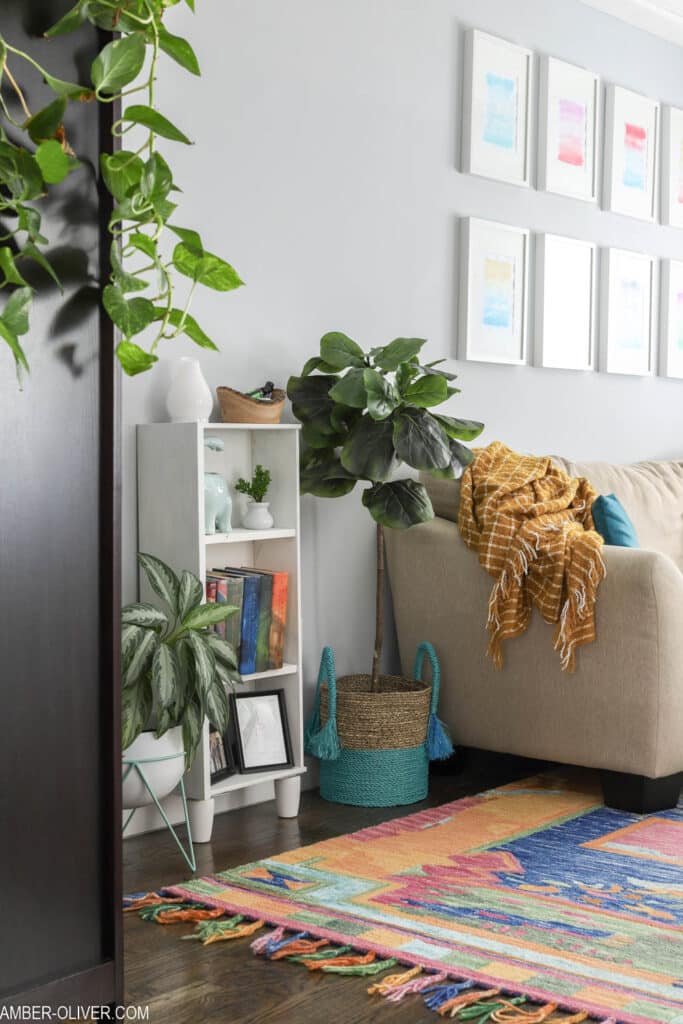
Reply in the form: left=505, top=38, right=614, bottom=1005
left=242, top=501, right=274, bottom=530
left=122, top=727, right=185, bottom=809
left=166, top=357, right=213, bottom=422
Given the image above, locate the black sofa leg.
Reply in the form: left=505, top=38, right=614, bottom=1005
left=601, top=770, right=682, bottom=813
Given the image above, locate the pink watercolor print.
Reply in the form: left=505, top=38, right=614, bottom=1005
left=623, top=122, right=647, bottom=190
left=557, top=98, right=586, bottom=167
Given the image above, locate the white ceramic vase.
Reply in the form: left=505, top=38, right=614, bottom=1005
left=122, top=727, right=185, bottom=809
left=243, top=501, right=274, bottom=530
left=166, top=357, right=213, bottom=422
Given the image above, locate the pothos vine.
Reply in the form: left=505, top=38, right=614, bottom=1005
left=0, top=0, right=243, bottom=381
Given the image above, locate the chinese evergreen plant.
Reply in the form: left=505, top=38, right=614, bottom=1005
left=0, top=0, right=242, bottom=380
left=122, top=553, right=241, bottom=767
left=288, top=333, right=484, bottom=691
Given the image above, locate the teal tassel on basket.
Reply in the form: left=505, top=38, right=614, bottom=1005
left=426, top=712, right=454, bottom=761
left=307, top=715, right=341, bottom=760
left=304, top=647, right=341, bottom=761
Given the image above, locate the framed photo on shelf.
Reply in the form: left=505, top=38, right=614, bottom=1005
left=659, top=259, right=683, bottom=379
left=231, top=689, right=294, bottom=774
left=534, top=234, right=597, bottom=371
left=661, top=106, right=683, bottom=228
left=538, top=56, right=599, bottom=202
left=462, top=29, right=532, bottom=187
left=209, top=723, right=236, bottom=783
left=459, top=217, right=529, bottom=365
left=600, top=248, right=657, bottom=376
left=603, top=85, right=659, bottom=221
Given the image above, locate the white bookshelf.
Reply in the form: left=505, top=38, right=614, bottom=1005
left=136, top=421, right=305, bottom=842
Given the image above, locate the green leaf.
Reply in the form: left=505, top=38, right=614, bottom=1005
left=186, top=631, right=216, bottom=698
left=2, top=287, right=32, bottom=337
left=300, top=447, right=356, bottom=498
left=402, top=374, right=448, bottom=408
left=0, top=248, right=29, bottom=288
left=433, top=414, right=484, bottom=442
left=421, top=359, right=458, bottom=382
left=103, top=285, right=155, bottom=336
left=141, top=152, right=173, bottom=202
left=121, top=105, right=192, bottom=144
left=427, top=438, right=475, bottom=480
left=123, top=628, right=158, bottom=689
left=17, top=206, right=46, bottom=244
left=122, top=677, right=153, bottom=750
left=301, top=355, right=338, bottom=376
left=184, top=0, right=196, bottom=11
left=20, top=244, right=62, bottom=290
left=128, top=232, right=157, bottom=259
left=320, top=331, right=365, bottom=370
left=340, top=416, right=395, bottom=482
left=35, top=140, right=75, bottom=185
left=328, top=368, right=367, bottom=408
left=204, top=633, right=239, bottom=671
left=101, top=151, right=144, bottom=201
left=288, top=375, right=340, bottom=445
left=44, top=3, right=87, bottom=38
left=92, top=34, right=146, bottom=95
left=168, top=224, right=203, bottom=251
left=111, top=241, right=148, bottom=293
left=393, top=409, right=451, bottom=471
left=172, top=243, right=244, bottom=291
left=181, top=699, right=203, bottom=769
left=138, top=552, right=179, bottom=614
left=362, top=479, right=434, bottom=530
left=363, top=368, right=398, bottom=420
left=162, top=308, right=218, bottom=350
left=42, top=71, right=93, bottom=101
left=116, top=341, right=158, bottom=376
left=121, top=624, right=144, bottom=673
left=24, top=97, right=67, bottom=144
left=121, top=602, right=168, bottom=632
left=395, top=358, right=419, bottom=393
left=205, top=679, right=230, bottom=734
left=182, top=603, right=240, bottom=630
left=177, top=570, right=204, bottom=621
left=158, top=26, right=201, bottom=75
left=0, top=319, right=29, bottom=373
left=373, top=337, right=425, bottom=371
left=151, top=644, right=178, bottom=712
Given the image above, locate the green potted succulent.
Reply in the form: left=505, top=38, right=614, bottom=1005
left=236, top=464, right=274, bottom=530
left=287, top=333, right=483, bottom=806
left=121, top=552, right=240, bottom=809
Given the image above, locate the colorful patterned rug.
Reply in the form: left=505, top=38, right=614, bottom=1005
left=127, top=774, right=683, bottom=1023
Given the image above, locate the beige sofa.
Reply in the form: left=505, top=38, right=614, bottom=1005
left=385, top=458, right=683, bottom=812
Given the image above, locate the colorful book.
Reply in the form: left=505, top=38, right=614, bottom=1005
left=242, top=568, right=288, bottom=669
left=219, top=569, right=261, bottom=675
left=240, top=569, right=272, bottom=672
left=205, top=578, right=217, bottom=607
left=207, top=571, right=244, bottom=657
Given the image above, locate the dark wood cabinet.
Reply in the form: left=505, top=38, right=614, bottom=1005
left=0, top=5, right=121, bottom=1008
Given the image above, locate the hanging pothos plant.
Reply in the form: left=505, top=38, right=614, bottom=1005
left=0, top=0, right=242, bottom=381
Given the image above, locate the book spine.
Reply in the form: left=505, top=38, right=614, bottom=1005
left=214, top=579, right=228, bottom=640
left=255, top=576, right=273, bottom=673
left=225, top=578, right=243, bottom=661
left=239, top=579, right=259, bottom=675
left=268, top=572, right=288, bottom=669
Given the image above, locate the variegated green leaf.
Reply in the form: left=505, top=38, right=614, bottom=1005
left=204, top=632, right=239, bottom=671
left=137, top=552, right=179, bottom=614
left=123, top=629, right=158, bottom=688
left=121, top=602, right=168, bottom=632
left=214, top=659, right=242, bottom=690
left=205, top=678, right=230, bottom=734
left=121, top=623, right=144, bottom=672
left=177, top=570, right=204, bottom=621
left=186, top=631, right=216, bottom=697
left=182, top=602, right=239, bottom=630
left=181, top=699, right=203, bottom=769
left=122, top=678, right=152, bottom=750
left=152, top=643, right=178, bottom=712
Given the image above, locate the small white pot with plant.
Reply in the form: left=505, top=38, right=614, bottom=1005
left=121, top=553, right=241, bottom=810
left=236, top=464, right=274, bottom=530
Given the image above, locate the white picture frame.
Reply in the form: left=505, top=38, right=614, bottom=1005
left=535, top=234, right=597, bottom=371
left=538, top=56, right=599, bottom=202
left=600, top=248, right=657, bottom=376
left=659, top=259, right=683, bottom=379
left=603, top=85, right=659, bottom=221
left=459, top=217, right=529, bottom=365
left=462, top=29, right=532, bottom=188
left=660, top=106, right=683, bottom=228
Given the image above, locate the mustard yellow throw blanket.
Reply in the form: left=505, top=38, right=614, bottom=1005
left=458, top=442, right=606, bottom=672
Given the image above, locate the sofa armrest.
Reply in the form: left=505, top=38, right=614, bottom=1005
left=385, top=518, right=683, bottom=777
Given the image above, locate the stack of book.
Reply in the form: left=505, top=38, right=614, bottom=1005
left=205, top=566, right=289, bottom=675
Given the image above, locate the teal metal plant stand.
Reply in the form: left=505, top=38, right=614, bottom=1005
left=122, top=751, right=196, bottom=872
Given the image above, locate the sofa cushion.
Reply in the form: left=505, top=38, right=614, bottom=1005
left=592, top=494, right=640, bottom=548
left=420, top=456, right=683, bottom=571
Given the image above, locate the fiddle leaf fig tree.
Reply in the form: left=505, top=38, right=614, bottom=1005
left=0, top=0, right=243, bottom=382
left=288, top=334, right=484, bottom=691
left=122, top=552, right=241, bottom=768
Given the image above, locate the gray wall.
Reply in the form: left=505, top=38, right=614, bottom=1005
left=123, top=0, right=683, bottom=696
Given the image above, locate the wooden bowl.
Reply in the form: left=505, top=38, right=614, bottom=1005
left=216, top=386, right=286, bottom=424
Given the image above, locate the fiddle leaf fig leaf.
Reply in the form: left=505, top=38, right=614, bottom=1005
left=373, top=337, right=425, bottom=371
left=92, top=34, right=146, bottom=96
left=320, top=332, right=365, bottom=370
left=402, top=373, right=448, bottom=408
left=158, top=26, right=201, bottom=76
left=362, top=479, right=433, bottom=530
left=340, top=416, right=395, bottom=481
left=328, top=368, right=367, bottom=408
left=172, top=243, right=244, bottom=291
left=116, top=341, right=158, bottom=376
left=122, top=105, right=192, bottom=144
left=24, top=97, right=67, bottom=143
left=433, top=414, right=484, bottom=442
left=363, top=368, right=398, bottom=420
left=392, top=409, right=451, bottom=471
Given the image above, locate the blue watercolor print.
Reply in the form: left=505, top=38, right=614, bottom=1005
left=482, top=257, right=514, bottom=329
left=483, top=72, right=517, bottom=150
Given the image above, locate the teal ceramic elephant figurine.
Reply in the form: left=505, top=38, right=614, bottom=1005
left=204, top=437, right=232, bottom=535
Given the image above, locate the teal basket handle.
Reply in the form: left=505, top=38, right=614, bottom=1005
left=304, top=646, right=341, bottom=761
left=414, top=641, right=454, bottom=762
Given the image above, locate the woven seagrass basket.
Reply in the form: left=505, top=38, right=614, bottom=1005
left=216, top=386, right=286, bottom=424
left=305, top=643, right=452, bottom=807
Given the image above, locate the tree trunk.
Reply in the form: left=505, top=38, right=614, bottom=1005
left=371, top=522, right=384, bottom=692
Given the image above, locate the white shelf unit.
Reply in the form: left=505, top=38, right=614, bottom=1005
left=136, top=422, right=305, bottom=841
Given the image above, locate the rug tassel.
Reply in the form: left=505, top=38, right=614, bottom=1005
left=426, top=713, right=455, bottom=761
left=263, top=930, right=309, bottom=958
left=289, top=945, right=353, bottom=963
left=270, top=937, right=329, bottom=960
left=547, top=1013, right=588, bottom=1024
left=489, top=1001, right=557, bottom=1023
left=123, top=892, right=186, bottom=912
left=322, top=955, right=398, bottom=976
left=183, top=915, right=264, bottom=944
left=424, top=980, right=476, bottom=1011
left=438, top=988, right=501, bottom=1017
left=138, top=902, right=222, bottom=924
left=458, top=997, right=526, bottom=1022
left=385, top=971, right=448, bottom=1003
left=250, top=925, right=285, bottom=955
left=367, top=964, right=422, bottom=995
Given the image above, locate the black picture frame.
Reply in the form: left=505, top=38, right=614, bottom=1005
left=231, top=689, right=294, bottom=774
left=209, top=720, right=237, bottom=783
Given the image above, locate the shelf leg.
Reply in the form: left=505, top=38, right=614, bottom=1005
left=275, top=776, right=301, bottom=818
left=187, top=797, right=215, bottom=843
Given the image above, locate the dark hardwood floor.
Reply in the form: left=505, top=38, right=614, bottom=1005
left=124, top=755, right=572, bottom=1023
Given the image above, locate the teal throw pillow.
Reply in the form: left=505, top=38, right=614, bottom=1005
left=592, top=494, right=639, bottom=548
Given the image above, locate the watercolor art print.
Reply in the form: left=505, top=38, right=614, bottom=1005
left=604, top=86, right=658, bottom=220
left=539, top=57, right=598, bottom=201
